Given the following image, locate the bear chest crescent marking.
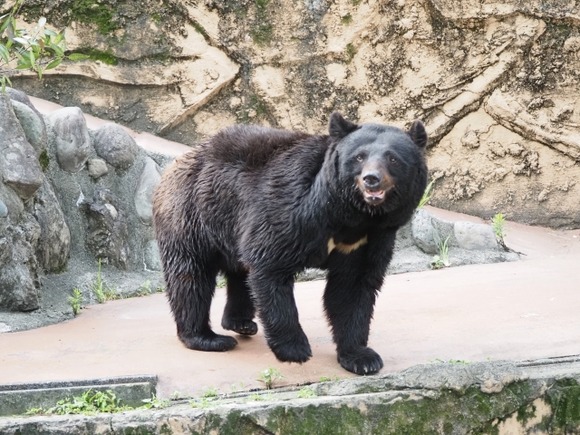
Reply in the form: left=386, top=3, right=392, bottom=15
left=327, top=236, right=369, bottom=255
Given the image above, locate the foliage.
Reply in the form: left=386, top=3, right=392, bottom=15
left=258, top=367, right=283, bottom=389
left=41, top=390, right=130, bottom=415
left=491, top=212, right=507, bottom=248
left=418, top=179, right=435, bottom=209
left=431, top=235, right=450, bottom=270
left=68, top=288, right=83, bottom=316
left=297, top=387, right=316, bottom=399
left=201, top=387, right=219, bottom=399
left=27, top=390, right=174, bottom=415
left=69, top=0, right=117, bottom=35
left=345, top=43, right=357, bottom=63
left=0, top=0, right=67, bottom=90
left=93, top=259, right=118, bottom=303
left=141, top=395, right=170, bottom=410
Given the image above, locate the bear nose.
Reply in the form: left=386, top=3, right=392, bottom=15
left=362, top=173, right=381, bottom=189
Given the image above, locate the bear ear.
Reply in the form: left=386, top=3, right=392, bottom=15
left=408, top=120, right=428, bottom=149
left=329, top=112, right=359, bottom=139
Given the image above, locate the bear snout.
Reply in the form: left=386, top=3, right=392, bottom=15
left=356, top=170, right=395, bottom=206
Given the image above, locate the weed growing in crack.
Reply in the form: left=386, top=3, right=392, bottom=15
left=69, top=288, right=83, bottom=316
left=492, top=212, right=507, bottom=249
left=258, top=367, right=283, bottom=389
left=431, top=235, right=450, bottom=270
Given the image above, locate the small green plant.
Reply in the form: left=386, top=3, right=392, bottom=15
left=201, top=387, right=219, bottom=399
left=345, top=43, right=357, bottom=63
left=92, top=259, right=117, bottom=302
left=38, top=149, right=49, bottom=171
left=189, top=397, right=215, bottom=409
left=431, top=235, right=450, bottom=270
left=319, top=375, right=341, bottom=382
left=248, top=393, right=266, bottom=402
left=297, top=387, right=316, bottom=399
left=418, top=179, right=435, bottom=208
left=491, top=212, right=507, bottom=248
left=69, top=288, right=83, bottom=316
left=141, top=394, right=170, bottom=410
left=341, top=13, right=353, bottom=25
left=258, top=367, right=283, bottom=389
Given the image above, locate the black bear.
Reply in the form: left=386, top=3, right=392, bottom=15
left=153, top=113, right=428, bottom=375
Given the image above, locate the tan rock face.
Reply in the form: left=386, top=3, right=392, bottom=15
left=9, top=0, right=580, bottom=228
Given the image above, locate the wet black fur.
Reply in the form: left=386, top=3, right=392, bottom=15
left=152, top=112, right=428, bottom=375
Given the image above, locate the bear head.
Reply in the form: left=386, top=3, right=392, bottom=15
left=329, top=112, right=427, bottom=213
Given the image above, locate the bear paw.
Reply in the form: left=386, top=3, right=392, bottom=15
left=221, top=317, right=258, bottom=336
left=179, top=333, right=238, bottom=352
left=338, top=347, right=383, bottom=375
left=268, top=332, right=312, bottom=363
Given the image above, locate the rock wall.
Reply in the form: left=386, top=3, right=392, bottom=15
left=0, top=89, right=164, bottom=317
left=7, top=0, right=579, bottom=228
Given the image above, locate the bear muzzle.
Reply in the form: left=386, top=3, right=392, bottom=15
left=356, top=171, right=395, bottom=206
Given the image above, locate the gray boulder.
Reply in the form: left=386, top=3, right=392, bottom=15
left=134, top=157, right=162, bottom=225
left=0, top=95, right=44, bottom=200
left=46, top=107, right=92, bottom=173
left=93, top=124, right=139, bottom=170
left=10, top=100, right=47, bottom=153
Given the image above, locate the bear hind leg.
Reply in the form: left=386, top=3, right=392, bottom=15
left=165, top=258, right=237, bottom=352
left=221, top=270, right=258, bottom=336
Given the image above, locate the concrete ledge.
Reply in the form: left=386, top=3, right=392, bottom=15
left=0, top=375, right=157, bottom=417
left=0, top=359, right=578, bottom=434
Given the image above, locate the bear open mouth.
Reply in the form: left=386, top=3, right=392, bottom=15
left=363, top=189, right=386, bottom=204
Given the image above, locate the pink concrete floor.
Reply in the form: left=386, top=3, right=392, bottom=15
left=1, top=214, right=578, bottom=398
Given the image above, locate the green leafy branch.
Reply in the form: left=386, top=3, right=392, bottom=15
left=0, top=0, right=78, bottom=90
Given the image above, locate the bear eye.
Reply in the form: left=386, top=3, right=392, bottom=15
left=355, top=154, right=365, bottom=163
left=388, top=155, right=399, bottom=165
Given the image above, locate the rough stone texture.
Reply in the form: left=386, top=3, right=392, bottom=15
left=10, top=0, right=580, bottom=228
left=0, top=358, right=578, bottom=434
left=46, top=107, right=92, bottom=173
left=0, top=93, right=162, bottom=317
left=87, top=158, right=109, bottom=179
left=10, top=100, right=47, bottom=153
left=93, top=124, right=139, bottom=170
left=454, top=221, right=497, bottom=251
left=30, top=182, right=71, bottom=273
left=134, top=157, right=162, bottom=225
left=0, top=95, right=44, bottom=200
left=82, top=188, right=130, bottom=270
left=0, top=215, right=41, bottom=311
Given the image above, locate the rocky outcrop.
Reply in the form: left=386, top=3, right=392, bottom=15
left=0, top=90, right=164, bottom=316
left=8, top=0, right=579, bottom=228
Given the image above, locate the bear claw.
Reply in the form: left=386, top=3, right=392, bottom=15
left=338, top=347, right=383, bottom=375
left=222, top=318, right=258, bottom=336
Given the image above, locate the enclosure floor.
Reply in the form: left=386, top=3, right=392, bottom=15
left=1, top=209, right=578, bottom=398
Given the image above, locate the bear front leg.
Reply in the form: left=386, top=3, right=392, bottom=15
left=248, top=271, right=312, bottom=363
left=324, top=269, right=383, bottom=375
left=221, top=270, right=258, bottom=336
left=324, top=230, right=397, bottom=375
